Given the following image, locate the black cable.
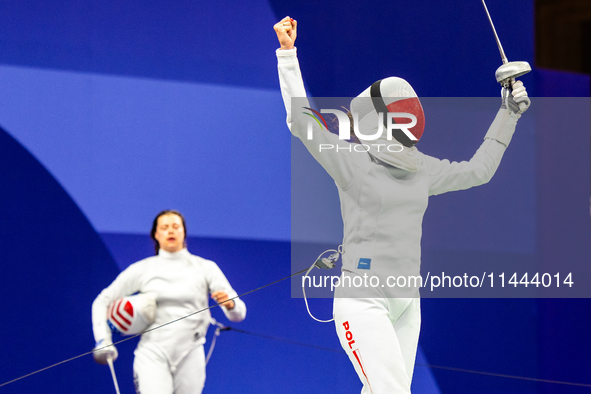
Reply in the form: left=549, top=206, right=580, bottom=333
left=4, top=264, right=590, bottom=390
left=219, top=326, right=591, bottom=388
left=419, top=364, right=591, bottom=388
left=0, top=267, right=309, bottom=389
left=225, top=327, right=345, bottom=354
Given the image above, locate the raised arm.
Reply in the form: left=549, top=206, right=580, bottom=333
left=274, top=17, right=365, bottom=190
left=426, top=81, right=531, bottom=195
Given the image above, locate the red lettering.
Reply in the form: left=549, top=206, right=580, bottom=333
left=343, top=321, right=357, bottom=349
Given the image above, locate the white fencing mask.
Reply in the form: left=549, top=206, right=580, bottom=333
left=107, top=293, right=157, bottom=335
left=351, top=77, right=425, bottom=172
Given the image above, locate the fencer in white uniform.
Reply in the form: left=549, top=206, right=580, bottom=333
left=274, top=17, right=530, bottom=393
left=92, top=210, right=246, bottom=394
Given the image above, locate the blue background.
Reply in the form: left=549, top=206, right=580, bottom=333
left=0, top=0, right=589, bottom=393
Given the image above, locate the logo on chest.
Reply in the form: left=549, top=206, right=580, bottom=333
left=357, top=258, right=371, bottom=270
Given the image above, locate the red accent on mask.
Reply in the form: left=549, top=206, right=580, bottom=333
left=387, top=97, right=425, bottom=142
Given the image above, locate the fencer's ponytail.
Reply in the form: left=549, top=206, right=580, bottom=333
left=150, top=210, right=187, bottom=255
left=343, top=107, right=361, bottom=144
left=328, top=106, right=360, bottom=144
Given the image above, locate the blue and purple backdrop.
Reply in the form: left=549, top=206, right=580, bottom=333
left=0, top=1, right=589, bottom=393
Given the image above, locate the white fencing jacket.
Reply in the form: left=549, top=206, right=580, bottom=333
left=277, top=48, right=520, bottom=298
left=92, top=248, right=246, bottom=363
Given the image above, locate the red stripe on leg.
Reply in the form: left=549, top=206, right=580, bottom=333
left=353, top=349, right=373, bottom=393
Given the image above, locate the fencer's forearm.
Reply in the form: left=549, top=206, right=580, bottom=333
left=427, top=107, right=520, bottom=195
left=206, top=260, right=247, bottom=322
left=92, top=293, right=113, bottom=343
left=91, top=266, right=141, bottom=343
left=427, top=138, right=506, bottom=195
left=484, top=108, right=520, bottom=147
left=277, top=47, right=337, bottom=148
left=276, top=49, right=361, bottom=189
left=277, top=48, right=307, bottom=134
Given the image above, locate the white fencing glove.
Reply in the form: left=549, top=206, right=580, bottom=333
left=485, top=80, right=530, bottom=147
left=93, top=339, right=118, bottom=365
left=502, top=80, right=530, bottom=114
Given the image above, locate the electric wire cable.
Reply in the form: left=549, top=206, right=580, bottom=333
left=3, top=264, right=590, bottom=390
left=222, top=326, right=344, bottom=354
left=419, top=364, right=591, bottom=388
left=205, top=318, right=228, bottom=365
left=0, top=267, right=309, bottom=389
left=219, top=326, right=591, bottom=389
left=302, top=247, right=341, bottom=323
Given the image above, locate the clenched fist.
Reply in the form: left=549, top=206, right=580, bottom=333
left=274, top=16, right=297, bottom=50
left=211, top=291, right=235, bottom=310
left=502, top=80, right=530, bottom=115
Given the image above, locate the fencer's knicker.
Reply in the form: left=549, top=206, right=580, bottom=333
left=92, top=248, right=246, bottom=394
left=277, top=48, right=520, bottom=393
left=334, top=296, right=420, bottom=393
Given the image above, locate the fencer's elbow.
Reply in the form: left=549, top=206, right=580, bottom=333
left=471, top=164, right=495, bottom=186
left=91, top=295, right=101, bottom=310
left=91, top=291, right=109, bottom=312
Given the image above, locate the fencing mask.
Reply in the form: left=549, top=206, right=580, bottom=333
left=107, top=293, right=157, bottom=335
left=351, top=77, right=425, bottom=172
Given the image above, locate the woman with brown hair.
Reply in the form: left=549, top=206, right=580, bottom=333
left=91, top=210, right=246, bottom=394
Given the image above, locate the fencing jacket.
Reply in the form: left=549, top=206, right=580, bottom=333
left=92, top=248, right=246, bottom=364
left=277, top=48, right=520, bottom=298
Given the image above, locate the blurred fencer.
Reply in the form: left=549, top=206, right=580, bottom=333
left=273, top=16, right=530, bottom=394
left=92, top=210, right=246, bottom=394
